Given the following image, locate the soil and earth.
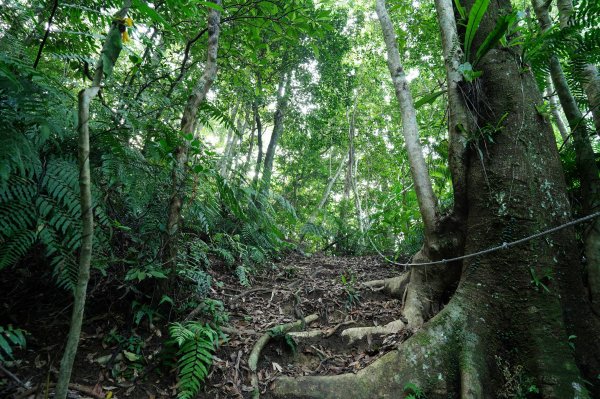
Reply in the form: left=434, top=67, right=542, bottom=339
left=1, top=253, right=415, bottom=399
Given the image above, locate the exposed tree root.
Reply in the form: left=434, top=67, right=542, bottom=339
left=362, top=250, right=461, bottom=332
left=249, top=314, right=319, bottom=399
left=271, top=305, right=464, bottom=399
left=340, top=319, right=404, bottom=344
left=362, top=272, right=409, bottom=297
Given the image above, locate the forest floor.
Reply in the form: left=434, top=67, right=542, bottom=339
left=1, top=253, right=411, bottom=399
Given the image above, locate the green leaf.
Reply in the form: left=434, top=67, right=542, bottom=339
left=474, top=13, right=514, bottom=66
left=464, top=0, right=490, bottom=61
left=159, top=295, right=174, bottom=306
left=123, top=350, right=141, bottom=361
left=132, top=0, right=172, bottom=30
left=0, top=335, right=13, bottom=358
left=192, top=0, right=225, bottom=12
left=415, top=90, right=446, bottom=109
left=454, top=0, right=467, bottom=20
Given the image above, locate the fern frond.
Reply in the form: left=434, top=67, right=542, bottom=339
left=169, top=322, right=218, bottom=399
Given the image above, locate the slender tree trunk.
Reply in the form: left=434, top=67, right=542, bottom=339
left=306, top=153, right=346, bottom=227
left=32, top=0, right=58, bottom=69
left=532, top=0, right=600, bottom=312
left=545, top=78, right=569, bottom=141
left=261, top=72, right=291, bottom=193
left=252, top=98, right=264, bottom=188
left=243, top=116, right=256, bottom=175
left=556, top=0, right=600, bottom=137
left=375, top=0, right=437, bottom=236
left=54, top=3, right=131, bottom=398
left=581, top=64, right=600, bottom=137
left=377, top=0, right=464, bottom=330
left=226, top=112, right=248, bottom=177
left=433, top=0, right=472, bottom=219
left=219, top=102, right=240, bottom=177
left=164, top=0, right=221, bottom=274
left=351, top=157, right=365, bottom=239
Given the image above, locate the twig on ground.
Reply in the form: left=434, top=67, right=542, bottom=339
left=0, top=363, right=25, bottom=387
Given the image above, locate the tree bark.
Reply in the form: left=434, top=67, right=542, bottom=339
left=545, top=78, right=569, bottom=141
left=433, top=0, right=472, bottom=219
left=532, top=0, right=600, bottom=312
left=227, top=111, right=248, bottom=177
left=243, top=113, right=257, bottom=175
left=252, top=96, right=264, bottom=188
left=219, top=102, right=240, bottom=177
left=54, top=2, right=131, bottom=398
left=261, top=72, right=291, bottom=194
left=32, top=0, right=58, bottom=69
left=376, top=0, right=464, bottom=331
left=581, top=64, right=600, bottom=137
left=376, top=0, right=437, bottom=236
left=164, top=0, right=221, bottom=274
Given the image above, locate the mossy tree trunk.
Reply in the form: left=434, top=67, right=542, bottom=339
left=270, top=0, right=600, bottom=397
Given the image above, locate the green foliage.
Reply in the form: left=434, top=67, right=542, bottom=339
left=0, top=41, right=111, bottom=289
left=463, top=0, right=490, bottom=62
left=102, top=329, right=146, bottom=380
left=0, top=325, right=27, bottom=362
left=169, top=322, right=220, bottom=399
left=403, top=382, right=426, bottom=399
left=268, top=326, right=297, bottom=355
left=340, top=271, right=361, bottom=310
left=523, top=0, right=600, bottom=95
left=529, top=267, right=552, bottom=293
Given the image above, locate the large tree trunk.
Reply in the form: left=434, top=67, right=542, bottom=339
left=532, top=0, right=600, bottom=312
left=270, top=0, right=600, bottom=397
left=164, top=0, right=221, bottom=274
left=55, top=2, right=131, bottom=398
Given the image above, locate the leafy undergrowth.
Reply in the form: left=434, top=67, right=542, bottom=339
left=1, top=254, right=409, bottom=398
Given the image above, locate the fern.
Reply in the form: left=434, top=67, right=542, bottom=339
left=0, top=325, right=27, bottom=362
left=169, top=322, right=218, bottom=399
left=235, top=265, right=250, bottom=287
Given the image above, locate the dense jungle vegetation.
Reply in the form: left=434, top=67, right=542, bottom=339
left=1, top=0, right=599, bottom=397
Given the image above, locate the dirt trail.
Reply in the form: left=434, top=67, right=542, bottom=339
left=205, top=254, right=409, bottom=398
